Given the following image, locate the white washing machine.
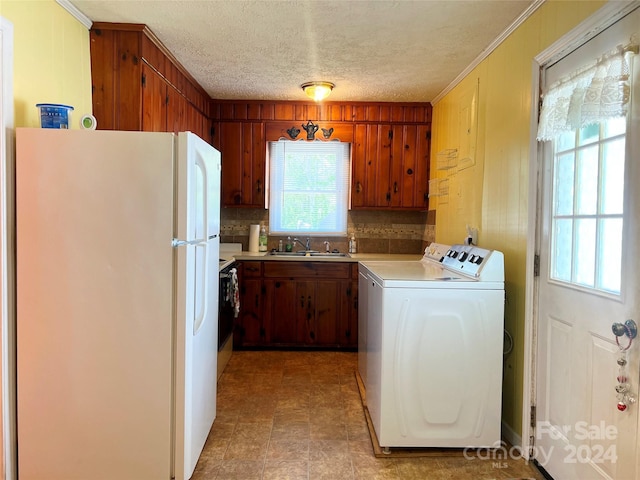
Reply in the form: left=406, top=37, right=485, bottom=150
left=358, top=243, right=504, bottom=450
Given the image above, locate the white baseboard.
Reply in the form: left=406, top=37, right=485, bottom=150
left=502, top=420, right=522, bottom=448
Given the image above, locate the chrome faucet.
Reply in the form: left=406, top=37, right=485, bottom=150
left=323, top=241, right=330, bottom=253
left=292, top=237, right=311, bottom=251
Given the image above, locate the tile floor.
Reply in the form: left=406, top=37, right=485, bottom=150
left=192, top=350, right=546, bottom=480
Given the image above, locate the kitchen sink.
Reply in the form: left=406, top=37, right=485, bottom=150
left=269, top=251, right=350, bottom=257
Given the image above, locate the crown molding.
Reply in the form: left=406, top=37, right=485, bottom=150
left=56, top=0, right=92, bottom=30
left=431, top=0, right=545, bottom=105
left=535, top=0, right=639, bottom=66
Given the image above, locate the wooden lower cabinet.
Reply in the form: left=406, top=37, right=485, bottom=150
left=234, top=260, right=357, bottom=349
left=235, top=262, right=266, bottom=346
left=264, top=279, right=297, bottom=344
left=295, top=279, right=340, bottom=346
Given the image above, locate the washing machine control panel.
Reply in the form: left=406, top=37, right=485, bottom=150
left=442, top=244, right=493, bottom=278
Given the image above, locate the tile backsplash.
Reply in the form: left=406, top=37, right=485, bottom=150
left=220, top=208, right=436, bottom=254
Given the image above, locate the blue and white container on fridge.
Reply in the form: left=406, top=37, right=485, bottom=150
left=36, top=103, right=74, bottom=129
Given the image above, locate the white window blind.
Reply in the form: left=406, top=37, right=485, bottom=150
left=268, top=140, right=350, bottom=235
left=537, top=44, right=636, bottom=141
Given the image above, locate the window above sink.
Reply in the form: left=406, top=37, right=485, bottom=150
left=267, top=140, right=351, bottom=236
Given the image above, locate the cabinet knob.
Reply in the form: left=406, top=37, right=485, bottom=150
left=406, top=168, right=413, bottom=175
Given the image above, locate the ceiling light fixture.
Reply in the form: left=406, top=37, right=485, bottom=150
left=301, top=81, right=335, bottom=102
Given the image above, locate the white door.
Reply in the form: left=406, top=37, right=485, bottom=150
left=535, top=9, right=639, bottom=480
left=174, top=132, right=221, bottom=480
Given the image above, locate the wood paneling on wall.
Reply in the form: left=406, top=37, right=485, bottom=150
left=210, top=100, right=432, bottom=124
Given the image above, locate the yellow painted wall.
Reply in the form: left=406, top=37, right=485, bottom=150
left=431, top=0, right=605, bottom=437
left=1, top=0, right=92, bottom=128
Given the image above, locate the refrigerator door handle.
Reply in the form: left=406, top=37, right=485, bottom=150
left=172, top=234, right=218, bottom=248
left=196, top=155, right=210, bottom=240
left=193, top=242, right=209, bottom=335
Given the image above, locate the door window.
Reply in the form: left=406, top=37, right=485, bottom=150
left=550, top=117, right=626, bottom=294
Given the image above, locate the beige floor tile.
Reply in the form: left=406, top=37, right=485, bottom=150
left=215, top=459, right=264, bottom=480
left=309, top=439, right=351, bottom=462
left=271, top=421, right=310, bottom=442
left=309, top=421, right=348, bottom=441
left=309, top=457, right=354, bottom=480
left=351, top=453, right=401, bottom=480
left=266, top=438, right=310, bottom=461
left=262, top=459, right=309, bottom=480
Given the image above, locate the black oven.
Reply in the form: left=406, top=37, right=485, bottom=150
left=218, top=262, right=237, bottom=350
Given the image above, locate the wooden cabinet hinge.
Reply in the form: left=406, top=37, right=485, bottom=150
left=141, top=73, right=146, bottom=88
left=534, top=254, right=540, bottom=277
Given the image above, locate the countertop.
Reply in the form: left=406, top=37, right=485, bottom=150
left=228, top=251, right=423, bottom=263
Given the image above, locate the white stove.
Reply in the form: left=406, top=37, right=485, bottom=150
left=358, top=243, right=504, bottom=450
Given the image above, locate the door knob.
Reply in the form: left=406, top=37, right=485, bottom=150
left=612, top=319, right=637, bottom=340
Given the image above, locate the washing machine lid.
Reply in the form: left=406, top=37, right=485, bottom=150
left=359, top=244, right=504, bottom=289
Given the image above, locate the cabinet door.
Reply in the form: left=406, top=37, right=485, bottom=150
left=389, top=124, right=405, bottom=207
left=236, top=277, right=264, bottom=346
left=352, top=124, right=387, bottom=208
left=338, top=278, right=358, bottom=348
left=141, top=64, right=167, bottom=132
left=166, top=84, right=187, bottom=134
left=265, top=279, right=297, bottom=344
left=219, top=122, right=265, bottom=207
left=219, top=122, right=243, bottom=205
left=294, top=280, right=340, bottom=346
left=373, top=125, right=393, bottom=207
left=391, top=124, right=431, bottom=209
left=351, top=124, right=368, bottom=208
left=314, top=280, right=339, bottom=346
left=244, top=122, right=266, bottom=207
left=414, top=124, right=431, bottom=209
left=295, top=281, right=315, bottom=344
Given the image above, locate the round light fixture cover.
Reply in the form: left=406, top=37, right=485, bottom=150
left=301, top=81, right=335, bottom=102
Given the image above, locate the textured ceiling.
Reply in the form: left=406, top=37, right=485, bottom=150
left=69, top=0, right=537, bottom=103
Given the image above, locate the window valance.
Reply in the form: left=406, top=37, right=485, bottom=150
left=537, top=44, right=636, bottom=142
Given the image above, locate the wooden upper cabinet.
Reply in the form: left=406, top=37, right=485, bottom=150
left=218, top=122, right=266, bottom=208
left=141, top=64, right=167, bottom=132
left=352, top=123, right=430, bottom=210
left=89, top=23, right=211, bottom=144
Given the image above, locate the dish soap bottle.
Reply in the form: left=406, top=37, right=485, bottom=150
left=258, top=224, right=268, bottom=252
left=285, top=236, right=293, bottom=252
left=349, top=233, right=357, bottom=254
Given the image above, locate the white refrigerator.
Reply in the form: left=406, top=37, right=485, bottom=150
left=16, top=128, right=221, bottom=480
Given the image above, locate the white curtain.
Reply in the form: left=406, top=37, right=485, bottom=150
left=537, top=44, right=636, bottom=141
